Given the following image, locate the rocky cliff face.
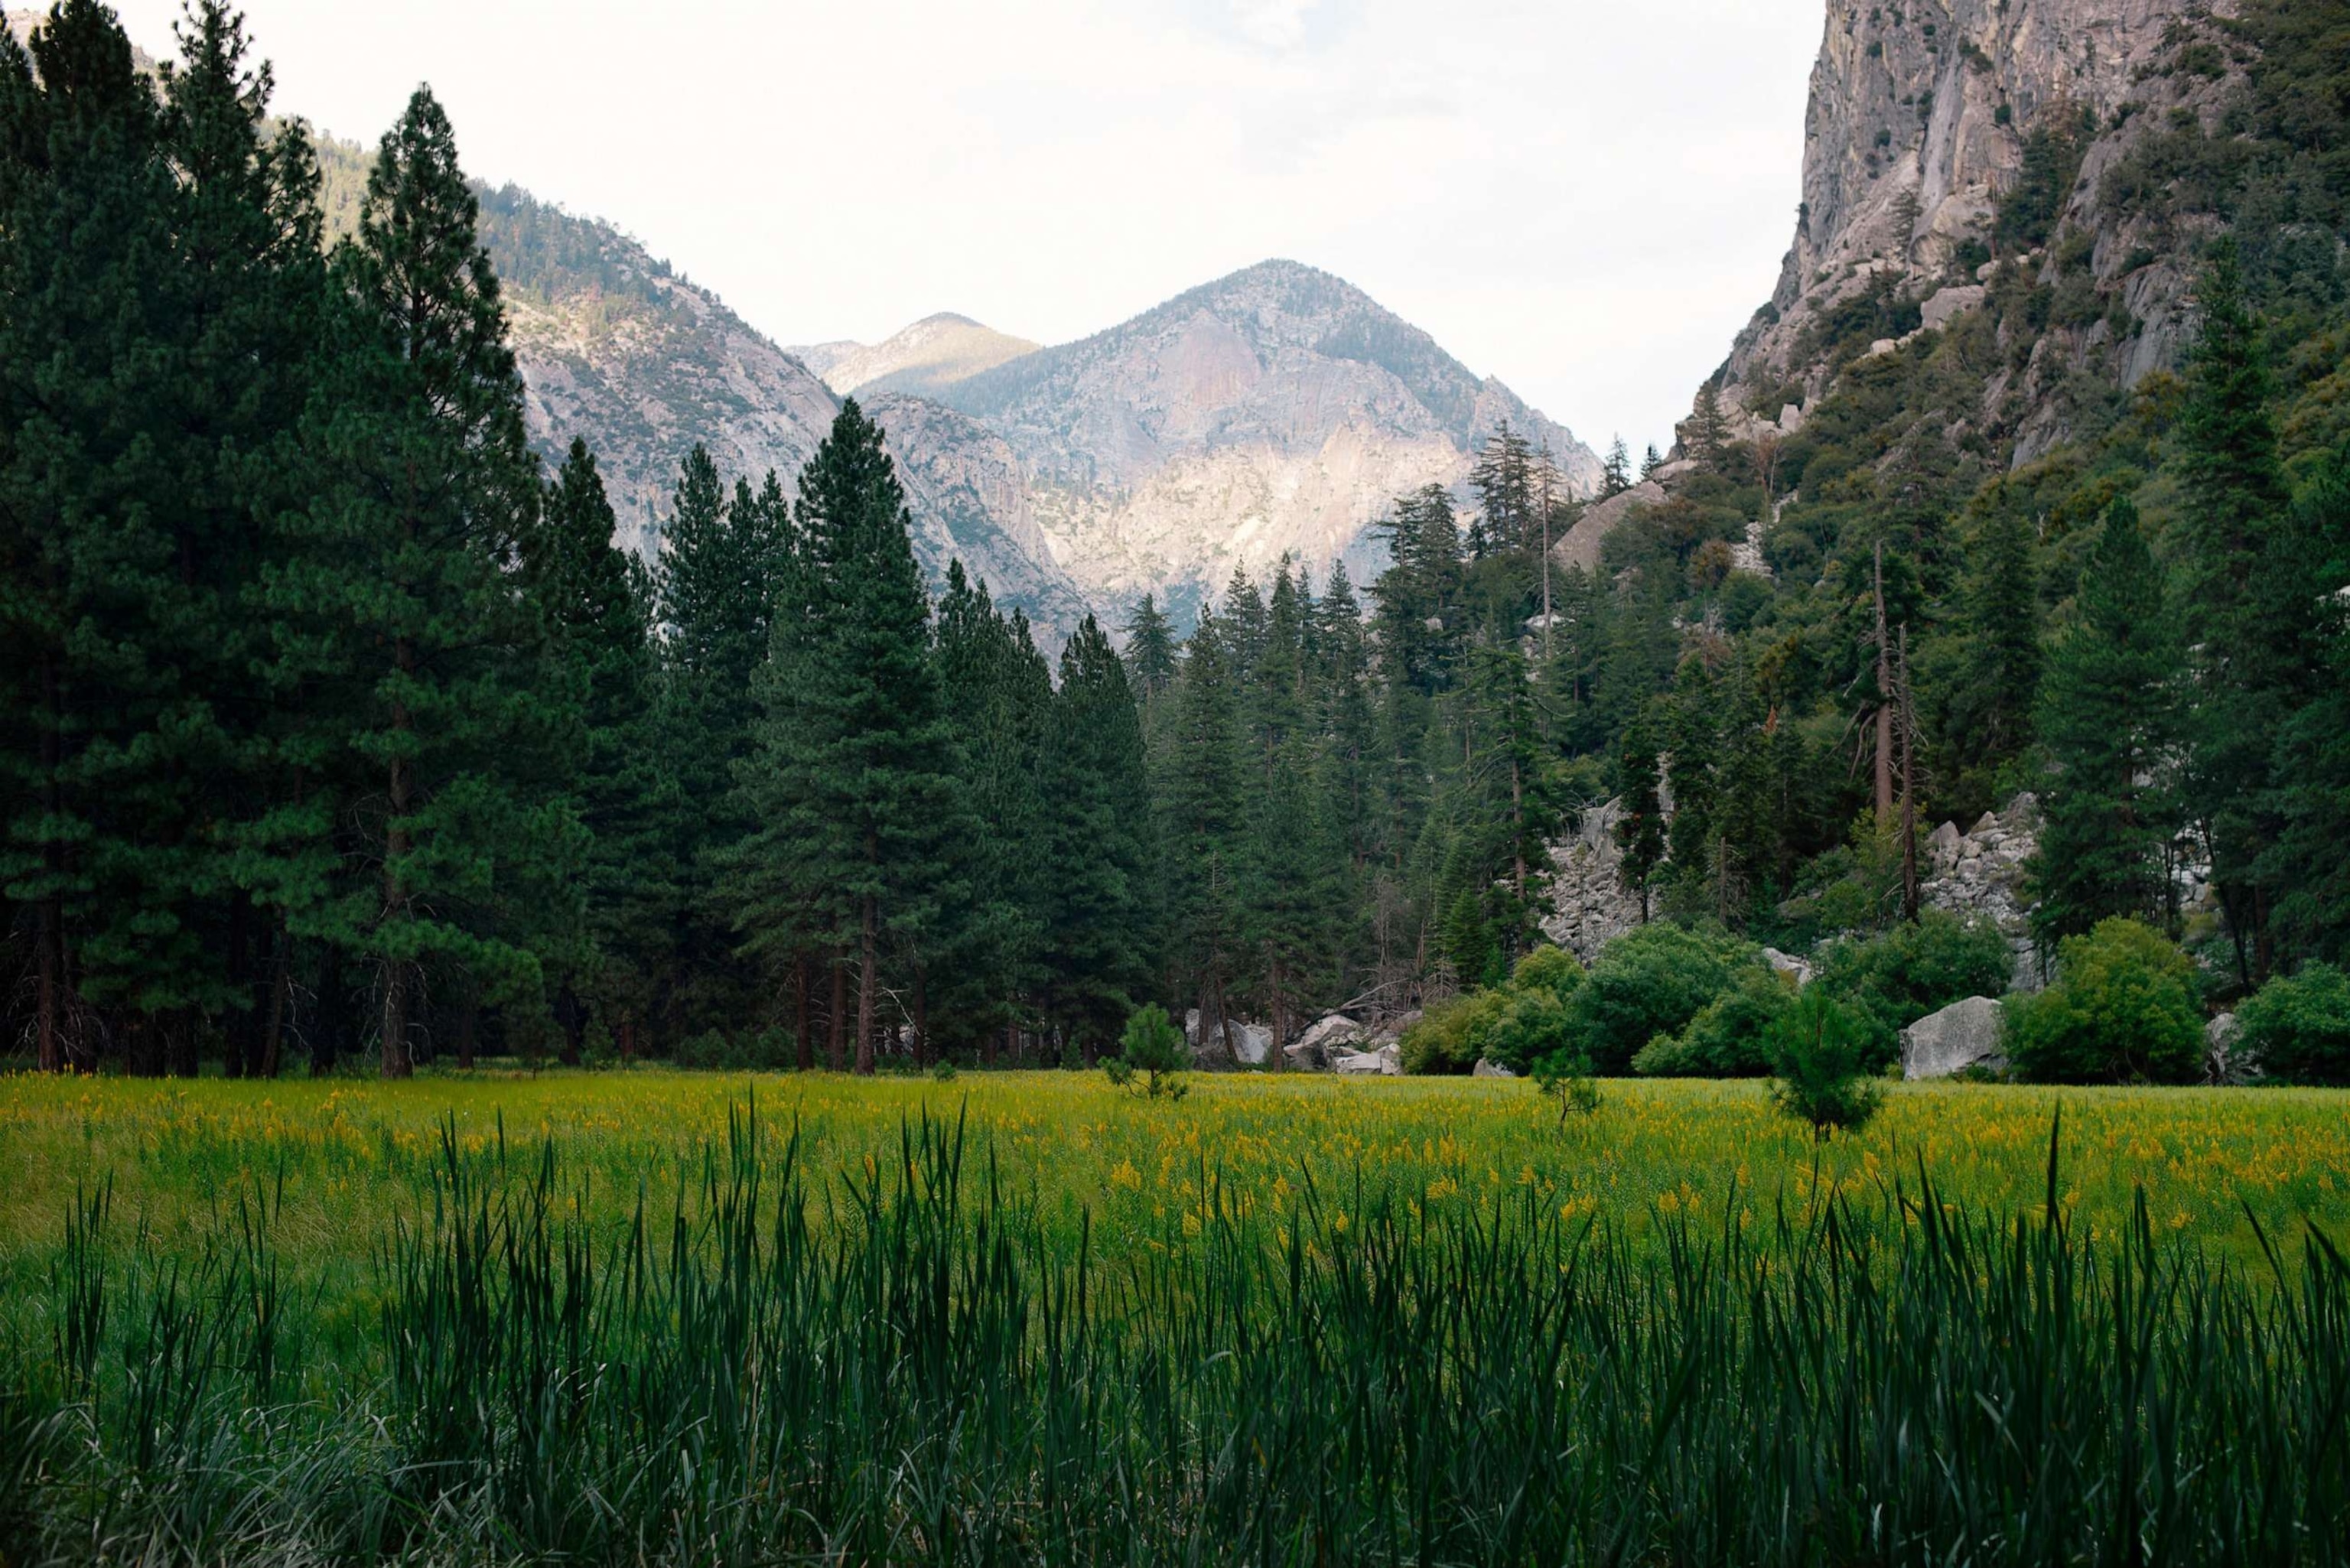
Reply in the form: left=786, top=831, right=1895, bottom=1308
left=1697, top=0, right=2220, bottom=455
left=938, top=260, right=1603, bottom=620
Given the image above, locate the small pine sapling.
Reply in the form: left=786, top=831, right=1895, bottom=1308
left=1534, top=1051, right=1603, bottom=1123
left=1766, top=989, right=1883, bottom=1140
left=1108, top=1004, right=1190, bottom=1100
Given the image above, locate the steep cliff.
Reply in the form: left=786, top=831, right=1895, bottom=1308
left=1696, top=0, right=2225, bottom=459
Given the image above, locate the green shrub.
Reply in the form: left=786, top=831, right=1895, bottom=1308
left=1815, top=911, right=2012, bottom=1069
left=1566, top=922, right=1767, bottom=1074
left=1404, top=946, right=1587, bottom=1075
left=1511, top=944, right=1586, bottom=1000
left=1400, top=991, right=1505, bottom=1075
left=674, top=1029, right=793, bottom=1071
left=1766, top=989, right=1884, bottom=1140
left=2003, top=918, right=2201, bottom=1084
left=2235, top=964, right=2350, bottom=1085
left=1632, top=968, right=1795, bottom=1077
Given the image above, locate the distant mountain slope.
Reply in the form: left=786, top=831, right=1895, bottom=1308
left=936, top=259, right=1602, bottom=620
left=806, top=314, right=1040, bottom=399
left=302, top=135, right=1095, bottom=638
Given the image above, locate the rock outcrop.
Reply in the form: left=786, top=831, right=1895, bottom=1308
left=1539, top=799, right=1648, bottom=962
left=1900, top=994, right=2007, bottom=1078
left=1287, top=1013, right=1367, bottom=1070
left=1921, top=795, right=2045, bottom=993
left=1550, top=481, right=1666, bottom=575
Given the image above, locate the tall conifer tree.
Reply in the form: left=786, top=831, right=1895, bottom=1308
left=295, top=86, right=570, bottom=1075
left=2031, top=499, right=2183, bottom=942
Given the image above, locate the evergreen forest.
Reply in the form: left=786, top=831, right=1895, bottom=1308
left=5, top=0, right=2350, bottom=1083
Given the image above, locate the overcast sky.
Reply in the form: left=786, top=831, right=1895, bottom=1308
left=112, top=0, right=1824, bottom=456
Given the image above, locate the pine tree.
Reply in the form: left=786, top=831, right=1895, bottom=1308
left=1642, top=444, right=1665, bottom=481
left=528, top=438, right=672, bottom=1060
left=1122, top=593, right=1177, bottom=698
left=1687, top=382, right=1730, bottom=467
left=1370, top=483, right=1463, bottom=695
left=654, top=450, right=788, bottom=1042
left=1161, top=610, right=1245, bottom=1062
left=0, top=1, right=175, bottom=1070
left=293, top=86, right=572, bottom=1076
left=1600, top=436, right=1633, bottom=498
left=1939, top=504, right=2040, bottom=800
left=1470, top=420, right=1535, bottom=557
left=932, top=564, right=1053, bottom=1055
left=1042, top=615, right=1158, bottom=1049
left=1616, top=717, right=1668, bottom=922
left=2264, top=454, right=2350, bottom=964
left=734, top=401, right=964, bottom=1075
left=2031, top=499, right=2183, bottom=942
left=2175, top=241, right=2294, bottom=980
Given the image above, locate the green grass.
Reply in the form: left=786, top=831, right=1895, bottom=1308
left=2, top=1071, right=2347, bottom=1563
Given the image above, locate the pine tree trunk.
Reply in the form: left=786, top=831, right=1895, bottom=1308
left=828, top=958, right=848, bottom=1072
left=1873, top=544, right=1894, bottom=827
left=855, top=896, right=877, bottom=1075
left=381, top=687, right=415, bottom=1078
left=557, top=982, right=584, bottom=1066
left=455, top=991, right=477, bottom=1071
left=225, top=900, right=252, bottom=1079
left=36, top=650, right=66, bottom=1074
left=794, top=956, right=813, bottom=1072
left=260, top=920, right=290, bottom=1080
left=1269, top=958, right=1287, bottom=1072
left=1512, top=761, right=1527, bottom=899
left=913, top=965, right=929, bottom=1067
left=314, top=944, right=345, bottom=1076
left=36, top=894, right=63, bottom=1074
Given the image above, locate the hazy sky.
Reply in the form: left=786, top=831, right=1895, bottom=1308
left=111, top=0, right=1824, bottom=456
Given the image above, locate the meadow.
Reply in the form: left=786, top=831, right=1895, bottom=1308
left=1, top=1069, right=2347, bottom=1564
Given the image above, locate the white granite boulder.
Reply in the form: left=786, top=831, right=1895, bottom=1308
left=1333, top=1043, right=1402, bottom=1076
left=1899, top=996, right=2007, bottom=1079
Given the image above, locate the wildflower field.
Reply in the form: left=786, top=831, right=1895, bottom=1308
left=2, top=1071, right=2347, bottom=1564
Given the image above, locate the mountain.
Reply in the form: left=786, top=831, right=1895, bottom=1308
left=934, top=259, right=1601, bottom=621
left=800, top=313, right=1040, bottom=399
left=44, top=7, right=1597, bottom=635
left=1688, top=0, right=2217, bottom=460
left=309, top=138, right=1100, bottom=639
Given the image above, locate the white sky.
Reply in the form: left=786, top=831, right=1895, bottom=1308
left=112, top=0, right=1824, bottom=455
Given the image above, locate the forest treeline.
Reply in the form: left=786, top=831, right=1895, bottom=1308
left=5, top=0, right=2349, bottom=1078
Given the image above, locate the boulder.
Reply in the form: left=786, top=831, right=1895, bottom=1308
left=1333, top=1043, right=1403, bottom=1076
left=1899, top=995, right=2007, bottom=1079
left=2205, top=1013, right=2257, bottom=1083
left=1472, top=1057, right=1517, bottom=1078
left=1183, top=1009, right=1272, bottom=1067
left=1287, top=1013, right=1365, bottom=1070
left=1762, top=947, right=1814, bottom=987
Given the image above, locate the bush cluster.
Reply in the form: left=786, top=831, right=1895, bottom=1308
left=1812, top=911, right=2013, bottom=1069
left=2003, top=919, right=2202, bottom=1084
left=2235, top=963, right=2350, bottom=1085
left=1401, top=945, right=1585, bottom=1075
